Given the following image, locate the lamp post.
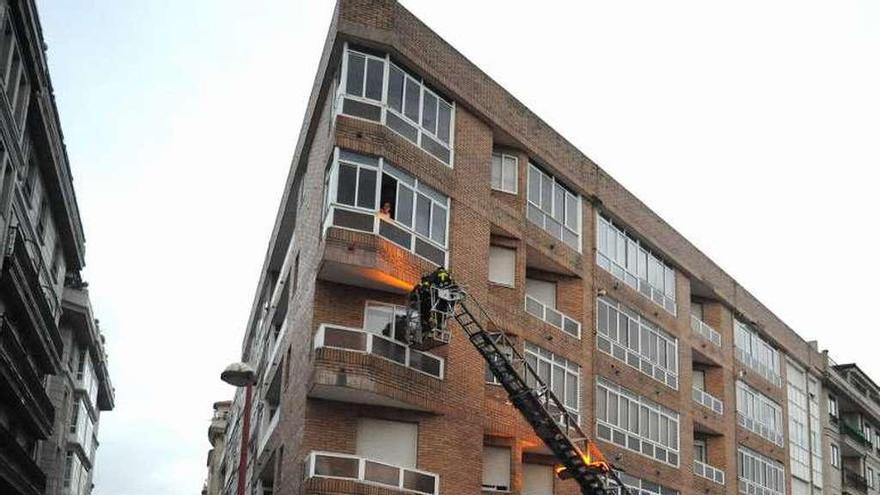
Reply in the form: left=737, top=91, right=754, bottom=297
left=221, top=362, right=257, bottom=495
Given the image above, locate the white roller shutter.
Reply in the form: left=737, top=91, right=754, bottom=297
left=523, top=463, right=553, bottom=495
left=481, top=446, right=510, bottom=491
left=356, top=418, right=417, bottom=468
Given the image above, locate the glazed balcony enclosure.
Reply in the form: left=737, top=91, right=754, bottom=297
left=319, top=149, right=448, bottom=295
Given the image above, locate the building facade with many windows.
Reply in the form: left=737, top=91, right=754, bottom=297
left=0, top=1, right=114, bottom=495
left=212, top=2, right=872, bottom=495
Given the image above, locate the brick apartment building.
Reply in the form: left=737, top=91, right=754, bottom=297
left=0, top=1, right=114, bottom=495
left=211, top=2, right=878, bottom=495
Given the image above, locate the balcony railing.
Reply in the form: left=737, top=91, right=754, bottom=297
left=692, top=387, right=723, bottom=415
left=304, top=451, right=438, bottom=495
left=844, top=467, right=869, bottom=492
left=314, top=324, right=444, bottom=379
left=694, top=459, right=725, bottom=485
left=841, top=421, right=872, bottom=447
left=524, top=295, right=581, bottom=338
left=690, top=315, right=721, bottom=347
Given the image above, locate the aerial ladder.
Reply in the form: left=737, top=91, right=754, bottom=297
left=404, top=268, right=631, bottom=495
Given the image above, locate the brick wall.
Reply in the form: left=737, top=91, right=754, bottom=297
left=243, top=1, right=836, bottom=494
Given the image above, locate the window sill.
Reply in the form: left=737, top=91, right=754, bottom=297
left=490, top=187, right=518, bottom=196
left=488, top=281, right=515, bottom=289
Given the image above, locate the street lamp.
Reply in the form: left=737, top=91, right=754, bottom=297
left=221, top=362, right=257, bottom=495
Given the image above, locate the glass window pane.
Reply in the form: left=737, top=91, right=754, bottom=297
left=357, top=168, right=377, bottom=209
left=491, top=154, right=502, bottom=189
left=422, top=92, right=437, bottom=134
left=502, top=156, right=517, bottom=192
left=431, top=205, right=447, bottom=245
left=364, top=304, right=393, bottom=337
left=337, top=163, right=357, bottom=206
left=415, top=194, right=431, bottom=237
left=566, top=373, right=577, bottom=408
left=404, top=78, right=420, bottom=122
left=345, top=53, right=365, bottom=97
left=553, top=184, right=565, bottom=221
left=437, top=101, right=451, bottom=144
left=528, top=166, right=541, bottom=204
left=387, top=66, right=404, bottom=112
left=396, top=185, right=414, bottom=227
left=540, top=174, right=552, bottom=212
left=365, top=58, right=384, bottom=101
left=565, top=194, right=578, bottom=230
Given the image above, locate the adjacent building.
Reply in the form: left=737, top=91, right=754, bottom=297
left=210, top=2, right=877, bottom=495
left=203, top=401, right=232, bottom=495
left=0, top=1, right=113, bottom=495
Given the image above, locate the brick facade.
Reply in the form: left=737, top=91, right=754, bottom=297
left=213, top=2, right=864, bottom=495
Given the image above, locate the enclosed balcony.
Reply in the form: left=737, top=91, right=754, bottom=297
left=336, top=44, right=455, bottom=166
left=319, top=149, right=448, bottom=294
left=303, top=451, right=438, bottom=495
left=308, top=322, right=444, bottom=412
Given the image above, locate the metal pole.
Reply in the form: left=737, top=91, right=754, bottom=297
left=237, top=383, right=253, bottom=495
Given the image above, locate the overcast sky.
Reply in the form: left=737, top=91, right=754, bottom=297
left=36, top=1, right=879, bottom=493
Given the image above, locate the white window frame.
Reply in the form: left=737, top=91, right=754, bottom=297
left=526, top=162, right=582, bottom=252
left=830, top=443, right=839, bottom=468
left=734, top=320, right=782, bottom=387
left=324, top=148, right=451, bottom=267
left=524, top=342, right=580, bottom=418
left=595, top=376, right=680, bottom=467
left=738, top=446, right=785, bottom=495
left=491, top=152, right=518, bottom=194
left=338, top=44, right=456, bottom=167
left=596, top=296, right=679, bottom=389
left=363, top=301, right=409, bottom=341
left=596, top=212, right=677, bottom=315
left=736, top=380, right=784, bottom=446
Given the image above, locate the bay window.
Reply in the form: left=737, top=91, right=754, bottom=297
left=737, top=447, right=785, bottom=495
left=595, top=377, right=680, bottom=467
left=338, top=44, right=455, bottom=165
left=596, top=213, right=676, bottom=314
left=523, top=342, right=580, bottom=421
left=734, top=320, right=782, bottom=387
left=596, top=296, right=678, bottom=389
left=736, top=380, right=784, bottom=446
left=324, top=148, right=450, bottom=266
left=526, top=163, right=581, bottom=251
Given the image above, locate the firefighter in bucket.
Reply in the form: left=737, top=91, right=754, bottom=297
left=406, top=267, right=454, bottom=351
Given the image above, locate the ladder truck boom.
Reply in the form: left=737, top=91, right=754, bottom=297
left=404, top=268, right=631, bottom=495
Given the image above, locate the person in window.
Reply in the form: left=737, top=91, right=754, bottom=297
left=378, top=202, right=393, bottom=220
